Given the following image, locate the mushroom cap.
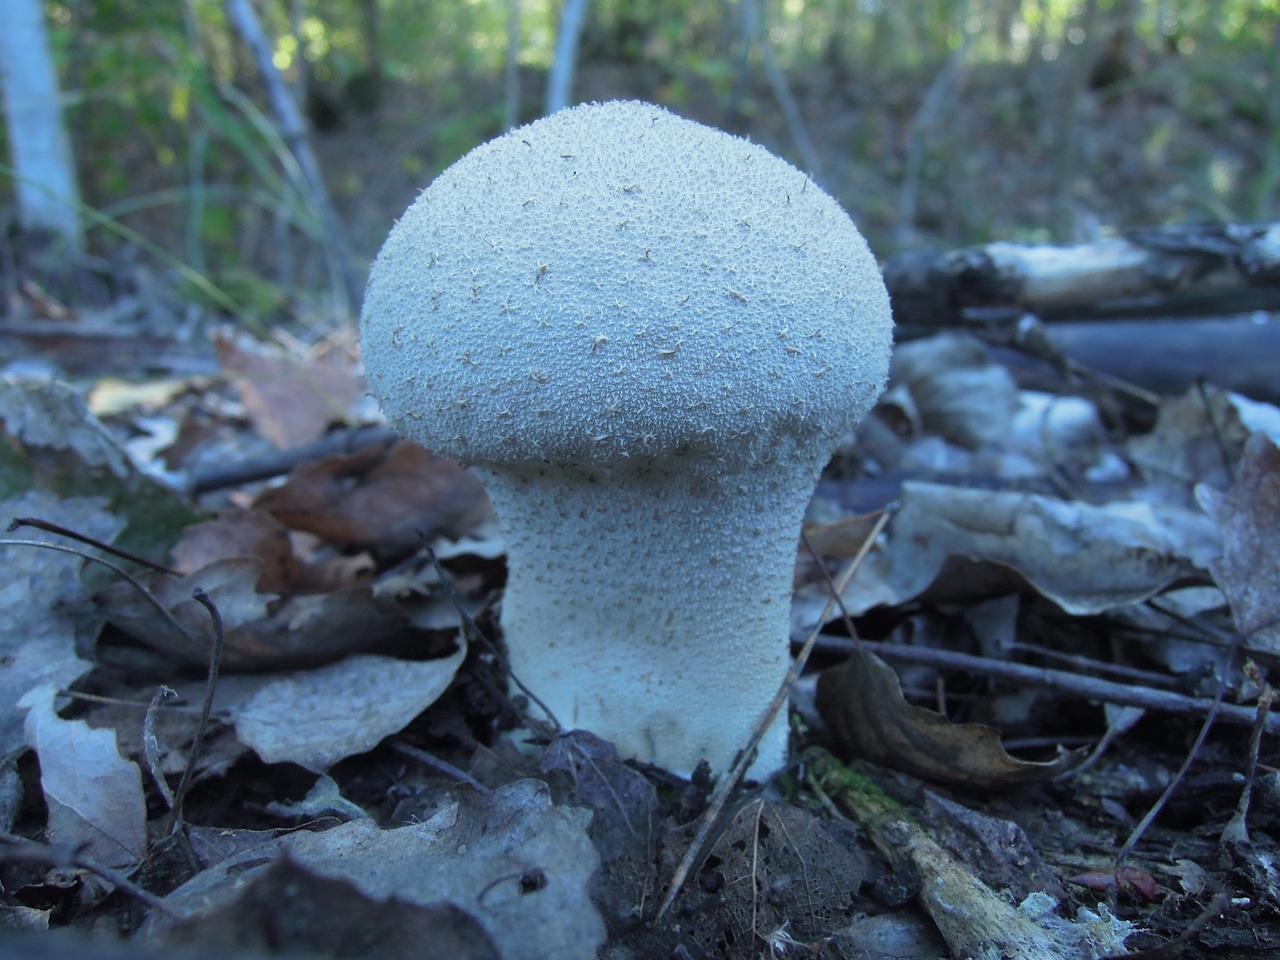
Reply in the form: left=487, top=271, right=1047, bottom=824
left=361, top=100, right=892, bottom=470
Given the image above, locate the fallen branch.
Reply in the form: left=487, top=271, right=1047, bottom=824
left=885, top=221, right=1280, bottom=329
left=808, top=750, right=1135, bottom=960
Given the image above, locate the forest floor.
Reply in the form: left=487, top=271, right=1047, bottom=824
left=1, top=58, right=1280, bottom=960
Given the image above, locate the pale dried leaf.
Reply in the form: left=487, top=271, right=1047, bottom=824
left=0, top=492, right=116, bottom=756
left=232, top=649, right=466, bottom=771
left=828, top=481, right=1218, bottom=619
left=1199, top=431, right=1280, bottom=653
left=19, top=685, right=146, bottom=869
left=151, top=779, right=605, bottom=960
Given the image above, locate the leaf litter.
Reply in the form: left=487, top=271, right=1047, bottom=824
left=0, top=328, right=1278, bottom=958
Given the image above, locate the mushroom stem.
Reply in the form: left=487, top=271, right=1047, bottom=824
left=488, top=454, right=819, bottom=778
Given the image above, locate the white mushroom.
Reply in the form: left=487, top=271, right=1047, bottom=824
left=361, top=101, right=892, bottom=777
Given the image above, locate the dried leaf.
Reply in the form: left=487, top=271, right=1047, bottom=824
left=231, top=649, right=466, bottom=771
left=19, top=685, right=146, bottom=869
left=151, top=780, right=605, bottom=960
left=255, top=441, right=490, bottom=555
left=1129, top=384, right=1257, bottom=491
left=170, top=508, right=299, bottom=593
left=97, top=558, right=412, bottom=671
left=539, top=731, right=660, bottom=925
left=681, top=799, right=866, bottom=952
left=824, top=481, right=1218, bottom=619
left=816, top=648, right=1075, bottom=788
left=159, top=856, right=500, bottom=960
left=0, top=378, right=195, bottom=567
left=0, top=492, right=115, bottom=756
left=217, top=337, right=361, bottom=448
left=1199, top=432, right=1280, bottom=653
left=891, top=333, right=1020, bottom=449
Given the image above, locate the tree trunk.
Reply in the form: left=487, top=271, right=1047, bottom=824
left=0, top=0, right=82, bottom=253
left=546, top=0, right=590, bottom=115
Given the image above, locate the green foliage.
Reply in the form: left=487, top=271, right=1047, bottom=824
left=5, top=0, right=1277, bottom=306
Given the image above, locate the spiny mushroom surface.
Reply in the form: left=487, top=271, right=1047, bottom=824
left=361, top=100, right=893, bottom=777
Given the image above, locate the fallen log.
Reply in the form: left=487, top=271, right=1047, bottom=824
left=884, top=221, right=1280, bottom=328
left=884, top=222, right=1280, bottom=404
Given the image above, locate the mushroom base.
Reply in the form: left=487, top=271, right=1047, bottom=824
left=483, top=456, right=820, bottom=779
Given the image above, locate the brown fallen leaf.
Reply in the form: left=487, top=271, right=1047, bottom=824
left=254, top=441, right=490, bottom=556
left=171, top=507, right=300, bottom=594
left=216, top=336, right=361, bottom=448
left=815, top=647, right=1076, bottom=788
left=96, top=557, right=417, bottom=671
left=168, top=506, right=374, bottom=595
left=688, top=798, right=867, bottom=950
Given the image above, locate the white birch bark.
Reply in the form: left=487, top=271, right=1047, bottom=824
left=0, top=0, right=82, bottom=252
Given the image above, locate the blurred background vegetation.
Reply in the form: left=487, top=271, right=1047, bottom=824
left=3, top=0, right=1280, bottom=325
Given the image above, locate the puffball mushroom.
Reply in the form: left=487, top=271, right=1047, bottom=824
left=361, top=101, right=892, bottom=778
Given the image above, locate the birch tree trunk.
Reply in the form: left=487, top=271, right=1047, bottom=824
left=0, top=0, right=83, bottom=253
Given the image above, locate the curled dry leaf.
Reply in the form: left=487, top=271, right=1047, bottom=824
left=816, top=647, right=1075, bottom=788
left=254, top=441, right=490, bottom=556
left=97, top=557, right=413, bottom=671
left=806, top=480, right=1220, bottom=625
left=169, top=506, right=373, bottom=595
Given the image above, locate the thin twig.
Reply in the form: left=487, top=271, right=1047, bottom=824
left=1221, top=685, right=1274, bottom=846
left=188, top=423, right=396, bottom=495
left=163, top=588, right=225, bottom=837
left=806, top=635, right=1279, bottom=733
left=389, top=740, right=491, bottom=793
left=655, top=510, right=890, bottom=920
left=1115, top=679, right=1227, bottom=874
left=1195, top=377, right=1236, bottom=485
left=1004, top=641, right=1176, bottom=688
left=9, top=516, right=180, bottom=575
left=143, top=685, right=179, bottom=810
